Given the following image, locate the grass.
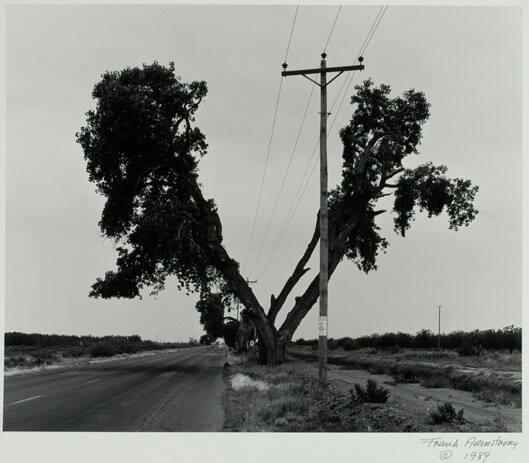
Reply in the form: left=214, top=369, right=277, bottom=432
left=222, top=360, right=503, bottom=432
left=289, top=347, right=521, bottom=408
left=4, top=345, right=87, bottom=369
left=4, top=340, right=197, bottom=371
left=222, top=363, right=361, bottom=432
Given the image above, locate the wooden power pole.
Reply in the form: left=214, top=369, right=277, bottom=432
left=281, top=53, right=364, bottom=385
left=438, top=305, right=442, bottom=350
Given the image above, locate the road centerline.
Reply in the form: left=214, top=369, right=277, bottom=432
left=7, top=394, right=44, bottom=407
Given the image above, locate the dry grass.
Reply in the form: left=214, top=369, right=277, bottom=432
left=222, top=363, right=363, bottom=432
left=289, top=347, right=521, bottom=408
left=222, top=360, right=508, bottom=432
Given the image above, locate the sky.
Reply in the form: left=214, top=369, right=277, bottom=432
left=4, top=4, right=522, bottom=342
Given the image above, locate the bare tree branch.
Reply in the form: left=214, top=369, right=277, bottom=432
left=268, top=211, right=320, bottom=324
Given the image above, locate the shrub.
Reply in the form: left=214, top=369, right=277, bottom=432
left=90, top=342, right=118, bottom=357
left=430, top=402, right=465, bottom=424
left=338, top=337, right=358, bottom=351
left=457, top=342, right=482, bottom=356
left=351, top=379, right=390, bottom=403
left=327, top=339, right=339, bottom=351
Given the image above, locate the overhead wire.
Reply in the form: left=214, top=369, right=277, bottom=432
left=250, top=5, right=343, bottom=275
left=256, top=5, right=389, bottom=279
left=250, top=5, right=343, bottom=276
left=286, top=5, right=389, bottom=232
left=284, top=5, right=300, bottom=63
left=250, top=82, right=317, bottom=276
left=323, top=5, right=343, bottom=53
left=242, top=5, right=300, bottom=273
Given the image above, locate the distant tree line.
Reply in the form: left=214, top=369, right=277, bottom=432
left=294, top=326, right=521, bottom=354
left=4, top=332, right=192, bottom=357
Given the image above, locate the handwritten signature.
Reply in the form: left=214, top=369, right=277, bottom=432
left=420, top=436, right=519, bottom=462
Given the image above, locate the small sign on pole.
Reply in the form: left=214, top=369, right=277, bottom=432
left=318, top=316, right=328, bottom=337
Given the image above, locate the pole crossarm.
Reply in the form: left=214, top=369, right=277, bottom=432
left=301, top=74, right=321, bottom=86
left=282, top=64, right=364, bottom=79
left=326, top=70, right=345, bottom=87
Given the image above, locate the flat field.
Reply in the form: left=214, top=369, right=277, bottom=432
left=222, top=347, right=521, bottom=432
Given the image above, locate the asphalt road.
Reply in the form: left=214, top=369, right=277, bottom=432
left=3, top=345, right=227, bottom=432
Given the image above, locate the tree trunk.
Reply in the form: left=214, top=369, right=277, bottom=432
left=209, top=242, right=286, bottom=364
left=256, top=331, right=285, bottom=365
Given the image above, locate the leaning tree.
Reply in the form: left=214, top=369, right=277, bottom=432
left=77, top=62, right=478, bottom=364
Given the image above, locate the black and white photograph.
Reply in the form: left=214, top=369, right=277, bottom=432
left=0, top=0, right=527, bottom=461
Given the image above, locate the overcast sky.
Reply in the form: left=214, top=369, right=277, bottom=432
left=4, top=4, right=522, bottom=342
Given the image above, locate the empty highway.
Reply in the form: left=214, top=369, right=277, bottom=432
left=3, top=345, right=226, bottom=431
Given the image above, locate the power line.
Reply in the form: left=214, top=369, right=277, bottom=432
left=291, top=5, right=389, bottom=230
left=250, top=82, right=317, bottom=276
left=250, top=6, right=344, bottom=276
left=323, top=6, right=343, bottom=53
left=242, top=6, right=300, bottom=273
left=286, top=5, right=389, bottom=232
left=257, top=5, right=389, bottom=279
left=242, top=76, right=284, bottom=272
left=355, top=5, right=386, bottom=59
left=284, top=6, right=300, bottom=63
left=359, top=5, right=388, bottom=56
left=258, top=52, right=361, bottom=279
left=332, top=6, right=388, bottom=126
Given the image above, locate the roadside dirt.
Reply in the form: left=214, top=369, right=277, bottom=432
left=313, top=364, right=521, bottom=432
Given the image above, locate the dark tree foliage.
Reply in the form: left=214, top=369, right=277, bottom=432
left=199, top=334, right=215, bottom=345
left=77, top=64, right=480, bottom=365
left=195, top=292, right=226, bottom=339
left=393, top=164, right=478, bottom=236
left=222, top=320, right=240, bottom=348
left=4, top=332, right=192, bottom=353
left=330, top=79, right=478, bottom=273
left=194, top=291, right=256, bottom=351
left=296, top=326, right=522, bottom=353
left=77, top=62, right=216, bottom=299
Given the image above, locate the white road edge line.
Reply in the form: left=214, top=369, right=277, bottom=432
left=85, top=378, right=101, bottom=384
left=7, top=394, right=44, bottom=406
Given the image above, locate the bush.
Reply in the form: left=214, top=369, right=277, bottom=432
left=351, top=379, right=390, bottom=403
left=430, top=402, right=465, bottom=424
left=90, top=342, right=118, bottom=357
left=200, top=334, right=214, bottom=345
left=457, top=343, right=482, bottom=356
left=327, top=339, right=339, bottom=351
left=289, top=327, right=521, bottom=352
left=337, top=337, right=358, bottom=351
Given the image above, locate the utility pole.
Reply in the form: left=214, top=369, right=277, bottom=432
left=438, top=305, right=442, bottom=350
left=282, top=53, right=364, bottom=385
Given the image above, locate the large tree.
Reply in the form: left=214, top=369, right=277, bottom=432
left=77, top=63, right=478, bottom=364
